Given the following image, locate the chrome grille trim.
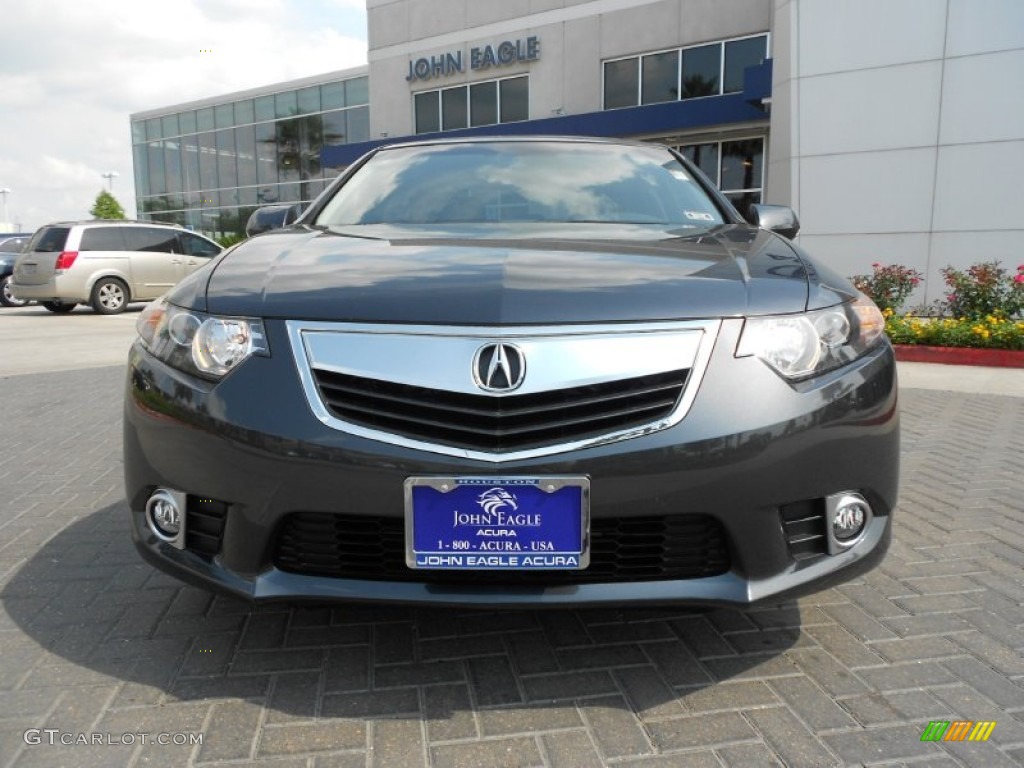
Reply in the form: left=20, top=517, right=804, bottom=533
left=286, top=320, right=721, bottom=462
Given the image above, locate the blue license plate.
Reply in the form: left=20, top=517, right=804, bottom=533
left=405, top=477, right=590, bottom=570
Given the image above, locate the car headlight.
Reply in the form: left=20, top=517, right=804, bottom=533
left=736, top=295, right=885, bottom=379
left=137, top=299, right=269, bottom=380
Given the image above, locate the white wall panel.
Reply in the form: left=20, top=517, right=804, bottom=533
left=798, top=148, right=937, bottom=235
left=468, top=0, right=532, bottom=28
left=563, top=16, right=602, bottom=113
left=940, top=50, right=1024, bottom=145
left=368, top=2, right=409, bottom=48
left=677, top=0, right=771, bottom=47
left=798, top=0, right=945, bottom=76
left=800, top=62, right=942, bottom=156
left=529, top=23, right=568, bottom=117
left=946, top=0, right=1024, bottom=57
left=929, top=230, right=1024, bottom=278
left=932, top=141, right=1024, bottom=232
left=599, top=0, right=682, bottom=58
left=408, top=0, right=467, bottom=41
left=770, top=0, right=795, bottom=85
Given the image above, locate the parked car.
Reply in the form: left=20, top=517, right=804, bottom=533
left=0, top=234, right=34, bottom=307
left=125, top=136, right=898, bottom=608
left=11, top=221, right=222, bottom=314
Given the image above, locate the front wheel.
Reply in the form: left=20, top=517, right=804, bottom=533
left=0, top=275, right=28, bottom=307
left=42, top=301, right=77, bottom=313
left=90, top=278, right=129, bottom=315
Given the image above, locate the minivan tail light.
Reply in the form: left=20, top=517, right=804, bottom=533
left=55, top=251, right=79, bottom=272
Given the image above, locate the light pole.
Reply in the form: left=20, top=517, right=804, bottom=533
left=0, top=188, right=9, bottom=224
left=102, top=171, right=119, bottom=192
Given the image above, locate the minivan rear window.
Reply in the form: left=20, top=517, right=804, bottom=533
left=27, top=227, right=70, bottom=252
left=81, top=227, right=128, bottom=251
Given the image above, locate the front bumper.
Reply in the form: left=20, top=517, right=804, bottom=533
left=124, top=318, right=899, bottom=607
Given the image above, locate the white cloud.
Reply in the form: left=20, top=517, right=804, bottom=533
left=0, top=0, right=367, bottom=231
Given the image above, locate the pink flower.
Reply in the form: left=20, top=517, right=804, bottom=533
left=871, top=262, right=881, bottom=268
left=1014, top=273, right=1024, bottom=284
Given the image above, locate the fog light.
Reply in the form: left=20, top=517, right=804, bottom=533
left=146, top=489, right=186, bottom=547
left=825, top=492, right=872, bottom=553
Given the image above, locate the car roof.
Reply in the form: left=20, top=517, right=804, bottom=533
left=39, top=220, right=187, bottom=229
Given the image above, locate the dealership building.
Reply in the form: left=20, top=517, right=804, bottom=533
left=130, top=0, right=1023, bottom=304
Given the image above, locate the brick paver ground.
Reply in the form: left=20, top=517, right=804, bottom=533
left=1, top=365, right=1021, bottom=767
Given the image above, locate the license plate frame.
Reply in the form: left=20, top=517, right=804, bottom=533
left=404, top=476, right=590, bottom=570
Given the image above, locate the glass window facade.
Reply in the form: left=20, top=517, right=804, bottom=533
left=604, top=34, right=767, bottom=108
left=675, top=137, right=765, bottom=215
left=415, top=75, right=529, bottom=134
left=603, top=58, right=639, bottom=109
left=131, top=75, right=369, bottom=238
left=641, top=50, right=679, bottom=104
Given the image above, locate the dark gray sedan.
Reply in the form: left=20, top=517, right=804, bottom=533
left=124, top=137, right=898, bottom=607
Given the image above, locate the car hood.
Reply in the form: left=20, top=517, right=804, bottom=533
left=179, top=223, right=850, bottom=324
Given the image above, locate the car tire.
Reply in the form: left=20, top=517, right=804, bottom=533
left=42, top=301, right=77, bottom=313
left=0, top=275, right=28, bottom=307
left=90, top=277, right=130, bottom=315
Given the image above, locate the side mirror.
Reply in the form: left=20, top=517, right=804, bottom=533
left=245, top=203, right=305, bottom=237
left=748, top=204, right=800, bottom=240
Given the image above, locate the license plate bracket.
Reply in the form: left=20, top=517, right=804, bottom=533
left=405, top=476, right=590, bottom=570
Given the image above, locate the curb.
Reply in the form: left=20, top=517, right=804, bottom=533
left=894, top=344, right=1024, bottom=369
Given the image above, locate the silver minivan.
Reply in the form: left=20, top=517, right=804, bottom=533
left=11, top=221, right=222, bottom=314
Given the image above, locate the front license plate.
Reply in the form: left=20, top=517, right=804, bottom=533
left=405, top=476, right=590, bottom=570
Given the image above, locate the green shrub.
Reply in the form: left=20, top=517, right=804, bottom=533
left=850, top=263, right=922, bottom=313
left=942, top=261, right=1024, bottom=319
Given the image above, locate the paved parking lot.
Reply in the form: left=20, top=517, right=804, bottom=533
left=0, top=314, right=1022, bottom=767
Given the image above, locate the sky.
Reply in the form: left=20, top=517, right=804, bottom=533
left=0, top=0, right=368, bottom=232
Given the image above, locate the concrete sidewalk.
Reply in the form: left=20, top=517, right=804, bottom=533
left=897, top=361, right=1023, bottom=398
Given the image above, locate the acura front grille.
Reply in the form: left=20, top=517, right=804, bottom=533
left=312, top=368, right=689, bottom=451
left=286, top=320, right=720, bottom=461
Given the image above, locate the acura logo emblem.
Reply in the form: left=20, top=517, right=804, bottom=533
left=473, top=343, right=526, bottom=392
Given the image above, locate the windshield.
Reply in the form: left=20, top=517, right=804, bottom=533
left=315, top=142, right=726, bottom=228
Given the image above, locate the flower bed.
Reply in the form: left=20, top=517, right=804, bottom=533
left=884, top=314, right=1024, bottom=351
left=850, top=261, right=1024, bottom=366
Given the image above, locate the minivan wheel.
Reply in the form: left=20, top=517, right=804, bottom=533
left=0, top=275, right=28, bottom=307
left=42, top=301, right=77, bottom=313
left=91, top=278, right=129, bottom=315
